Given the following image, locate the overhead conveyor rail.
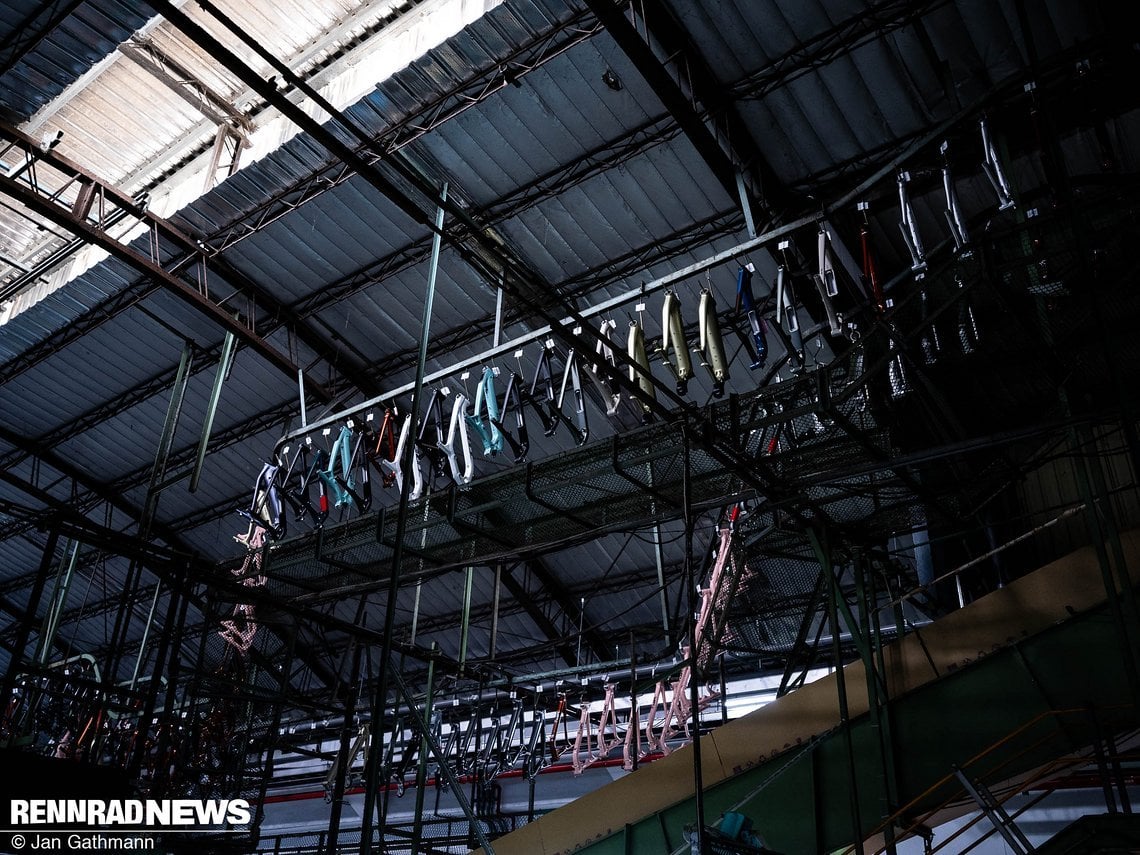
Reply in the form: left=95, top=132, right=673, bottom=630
left=257, top=344, right=899, bottom=602
left=478, top=530, right=1140, bottom=855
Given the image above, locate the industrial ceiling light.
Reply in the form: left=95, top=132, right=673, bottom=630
left=601, top=69, right=622, bottom=91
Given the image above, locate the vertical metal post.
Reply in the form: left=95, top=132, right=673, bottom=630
left=856, top=551, right=898, bottom=854
left=128, top=580, right=163, bottom=690
left=735, top=170, right=757, bottom=239
left=150, top=563, right=189, bottom=794
left=411, top=644, right=437, bottom=855
left=809, top=527, right=865, bottom=854
left=297, top=368, right=308, bottom=428
left=681, top=425, right=707, bottom=853
left=648, top=459, right=671, bottom=640
left=718, top=657, right=728, bottom=727
left=493, top=281, right=504, bottom=349
left=184, top=590, right=216, bottom=738
left=36, top=538, right=79, bottom=665
left=190, top=329, right=237, bottom=492
left=361, top=183, right=448, bottom=855
left=888, top=562, right=908, bottom=642
left=327, top=629, right=365, bottom=855
left=630, top=639, right=639, bottom=772
left=1106, top=730, right=1133, bottom=814
left=469, top=677, right=484, bottom=847
left=576, top=597, right=585, bottom=667
left=460, top=565, right=474, bottom=672
left=141, top=341, right=194, bottom=536
left=126, top=565, right=182, bottom=781
left=490, top=563, right=502, bottom=661
left=106, top=342, right=193, bottom=691
left=528, top=770, right=536, bottom=822
left=2, top=527, right=60, bottom=742
left=410, top=578, right=422, bottom=646
left=652, top=522, right=670, bottom=639
left=253, top=615, right=299, bottom=843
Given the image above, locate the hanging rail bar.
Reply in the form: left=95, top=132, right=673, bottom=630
left=274, top=84, right=994, bottom=453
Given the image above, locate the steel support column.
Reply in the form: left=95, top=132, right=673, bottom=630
left=105, top=341, right=192, bottom=690
left=325, top=621, right=366, bottom=855
left=360, top=185, right=447, bottom=855
left=0, top=526, right=60, bottom=745
left=189, top=329, right=237, bottom=493
left=411, top=645, right=437, bottom=855
left=809, top=527, right=865, bottom=854
left=33, top=538, right=78, bottom=666
left=681, top=425, right=707, bottom=853
left=855, top=550, right=899, bottom=854
left=125, top=562, right=183, bottom=781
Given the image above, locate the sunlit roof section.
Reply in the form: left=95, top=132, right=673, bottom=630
left=1, top=0, right=502, bottom=324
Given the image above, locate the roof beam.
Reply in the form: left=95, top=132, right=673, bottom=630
left=150, top=0, right=586, bottom=332
left=581, top=0, right=759, bottom=213
left=198, top=5, right=604, bottom=255
left=0, top=123, right=334, bottom=403
left=627, top=1, right=793, bottom=222
left=118, top=38, right=253, bottom=133
left=190, top=0, right=937, bottom=259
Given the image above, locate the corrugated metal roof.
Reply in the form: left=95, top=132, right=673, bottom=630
left=0, top=0, right=154, bottom=122
left=0, top=0, right=472, bottom=322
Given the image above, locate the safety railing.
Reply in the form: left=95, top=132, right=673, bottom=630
left=861, top=706, right=1138, bottom=855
